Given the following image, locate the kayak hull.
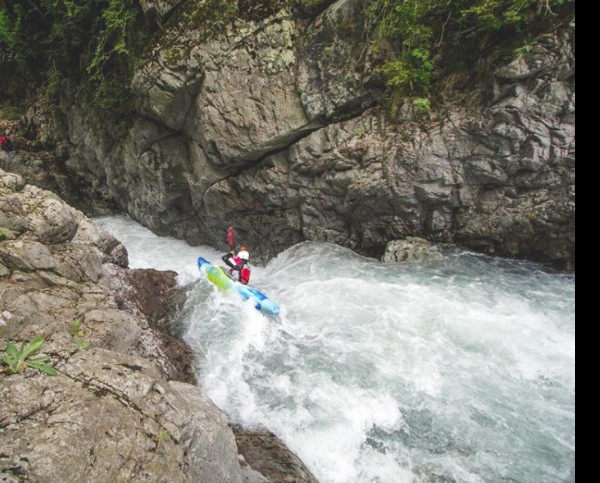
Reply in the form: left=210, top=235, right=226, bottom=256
left=197, top=257, right=280, bottom=315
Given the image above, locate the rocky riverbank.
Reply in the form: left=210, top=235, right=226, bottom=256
left=0, top=168, right=317, bottom=482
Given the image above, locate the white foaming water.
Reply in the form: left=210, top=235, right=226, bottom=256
left=95, top=215, right=575, bottom=483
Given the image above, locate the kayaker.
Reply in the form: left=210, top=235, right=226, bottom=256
left=0, top=132, right=15, bottom=152
left=222, top=246, right=251, bottom=285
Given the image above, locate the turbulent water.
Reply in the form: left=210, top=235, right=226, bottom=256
left=95, top=215, right=575, bottom=483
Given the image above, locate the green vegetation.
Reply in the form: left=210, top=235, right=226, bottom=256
left=70, top=318, right=84, bottom=337
left=412, top=97, right=431, bottom=113
left=1, top=335, right=58, bottom=376
left=367, top=0, right=575, bottom=103
left=515, top=39, right=534, bottom=55
left=0, top=0, right=146, bottom=119
left=0, top=0, right=574, bottom=121
left=0, top=105, right=22, bottom=120
left=70, top=318, right=91, bottom=350
left=0, top=0, right=296, bottom=114
left=1, top=310, right=58, bottom=376
left=173, top=0, right=239, bottom=42
left=155, top=427, right=172, bottom=447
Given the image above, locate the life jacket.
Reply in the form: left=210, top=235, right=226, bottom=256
left=226, top=256, right=251, bottom=285
left=226, top=256, right=242, bottom=278
left=238, top=265, right=251, bottom=285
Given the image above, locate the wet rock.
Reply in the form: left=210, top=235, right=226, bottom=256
left=382, top=237, right=443, bottom=263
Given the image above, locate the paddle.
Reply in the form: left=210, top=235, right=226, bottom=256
left=227, top=226, right=235, bottom=252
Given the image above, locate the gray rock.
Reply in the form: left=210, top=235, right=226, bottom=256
left=382, top=237, right=442, bottom=263
left=0, top=349, right=245, bottom=483
left=0, top=239, right=56, bottom=271
left=73, top=218, right=129, bottom=267
left=0, top=169, right=278, bottom=482
left=22, top=186, right=81, bottom=244
left=2, top=6, right=574, bottom=274
left=232, top=427, right=320, bottom=483
left=139, top=0, right=180, bottom=26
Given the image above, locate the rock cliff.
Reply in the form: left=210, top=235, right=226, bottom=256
left=1, top=0, right=575, bottom=269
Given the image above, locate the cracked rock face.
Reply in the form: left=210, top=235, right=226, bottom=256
left=3, top=2, right=574, bottom=270
left=0, top=169, right=246, bottom=482
left=0, top=350, right=243, bottom=483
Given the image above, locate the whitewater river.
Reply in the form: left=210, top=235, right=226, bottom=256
left=95, top=215, right=575, bottom=483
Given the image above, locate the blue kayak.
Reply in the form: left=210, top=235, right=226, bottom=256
left=197, top=257, right=280, bottom=315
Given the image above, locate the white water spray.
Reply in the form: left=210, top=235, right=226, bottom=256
left=95, top=215, right=575, bottom=483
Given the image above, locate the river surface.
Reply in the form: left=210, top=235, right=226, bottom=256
left=95, top=215, right=575, bottom=483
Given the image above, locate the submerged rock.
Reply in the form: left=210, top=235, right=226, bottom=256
left=382, top=237, right=442, bottom=263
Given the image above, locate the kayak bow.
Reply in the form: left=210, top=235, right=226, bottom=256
left=197, top=257, right=280, bottom=315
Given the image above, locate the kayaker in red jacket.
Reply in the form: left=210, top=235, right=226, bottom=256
left=222, top=246, right=251, bottom=285
left=0, top=134, right=15, bottom=152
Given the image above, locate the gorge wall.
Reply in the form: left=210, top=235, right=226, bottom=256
left=2, top=0, right=575, bottom=269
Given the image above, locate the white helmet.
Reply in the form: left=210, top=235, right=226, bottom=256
left=237, top=250, right=249, bottom=261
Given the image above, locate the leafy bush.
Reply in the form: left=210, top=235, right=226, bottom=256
left=0, top=0, right=145, bottom=116
left=367, top=0, right=575, bottom=102
left=412, top=97, right=431, bottom=113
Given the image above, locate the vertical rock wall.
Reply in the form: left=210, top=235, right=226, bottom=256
left=3, top=1, right=575, bottom=269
